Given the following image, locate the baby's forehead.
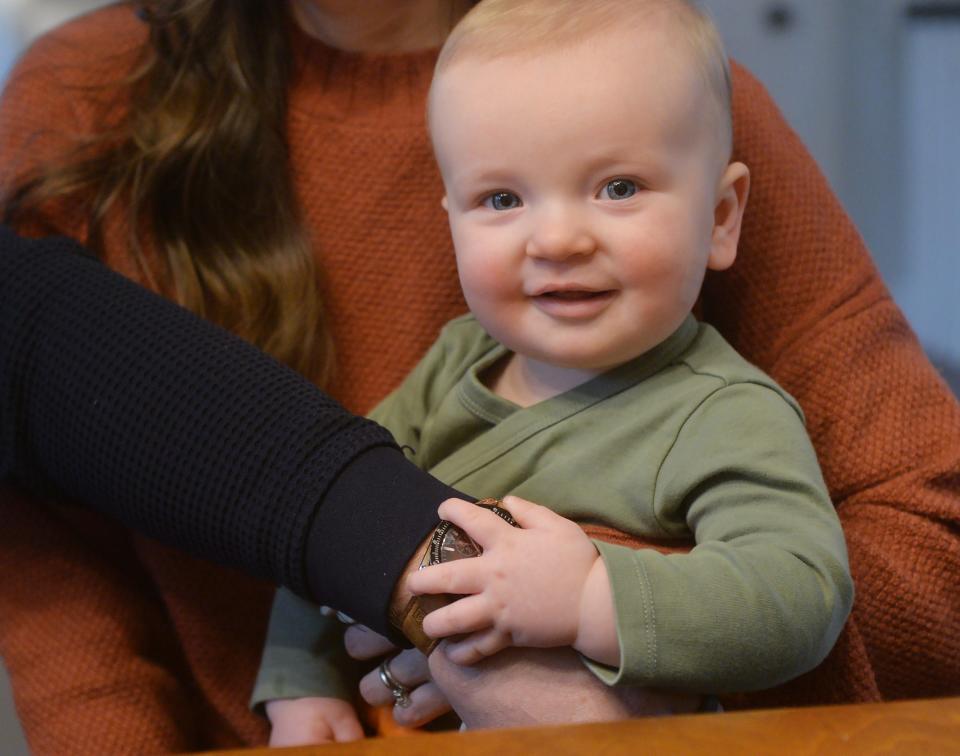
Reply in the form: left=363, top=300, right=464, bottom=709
left=439, top=11, right=695, bottom=72
left=430, top=25, right=716, bottom=131
left=430, top=41, right=727, bottom=178
left=431, top=1, right=732, bottom=155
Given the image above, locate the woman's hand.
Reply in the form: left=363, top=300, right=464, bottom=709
left=342, top=623, right=701, bottom=731
left=343, top=624, right=453, bottom=728
left=428, top=643, right=702, bottom=730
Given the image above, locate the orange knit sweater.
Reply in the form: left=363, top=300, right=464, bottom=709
left=0, top=6, right=957, bottom=754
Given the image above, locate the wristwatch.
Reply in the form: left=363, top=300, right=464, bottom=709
left=390, top=498, right=516, bottom=654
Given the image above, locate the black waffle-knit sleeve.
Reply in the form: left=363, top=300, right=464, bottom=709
left=0, top=226, right=453, bottom=634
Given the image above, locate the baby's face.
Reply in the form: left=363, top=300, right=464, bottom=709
left=431, top=24, right=741, bottom=373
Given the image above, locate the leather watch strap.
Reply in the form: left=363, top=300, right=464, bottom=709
left=391, top=593, right=450, bottom=655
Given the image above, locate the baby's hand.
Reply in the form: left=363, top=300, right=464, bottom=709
left=406, top=495, right=600, bottom=664
left=265, top=696, right=363, bottom=746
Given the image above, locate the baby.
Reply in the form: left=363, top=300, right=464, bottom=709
left=255, top=0, right=854, bottom=742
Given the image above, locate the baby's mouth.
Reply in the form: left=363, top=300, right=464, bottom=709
left=537, top=289, right=612, bottom=300
left=531, top=288, right=616, bottom=319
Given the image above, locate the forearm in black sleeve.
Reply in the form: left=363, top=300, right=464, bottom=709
left=0, top=226, right=455, bottom=634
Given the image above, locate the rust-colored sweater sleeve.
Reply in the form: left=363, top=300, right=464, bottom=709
left=706, top=63, right=960, bottom=702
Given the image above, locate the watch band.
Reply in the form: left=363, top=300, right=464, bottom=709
left=390, top=593, right=449, bottom=655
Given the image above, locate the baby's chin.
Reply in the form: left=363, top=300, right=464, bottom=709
left=532, top=329, right=673, bottom=369
left=514, top=346, right=641, bottom=376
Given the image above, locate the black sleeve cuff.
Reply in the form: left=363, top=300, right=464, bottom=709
left=305, top=445, right=472, bottom=638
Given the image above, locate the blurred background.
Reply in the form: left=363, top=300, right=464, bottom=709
left=704, top=0, right=959, bottom=395
left=0, top=1, right=957, bottom=753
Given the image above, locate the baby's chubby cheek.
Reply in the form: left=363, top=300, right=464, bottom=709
left=458, top=260, right=514, bottom=306
left=627, top=248, right=704, bottom=294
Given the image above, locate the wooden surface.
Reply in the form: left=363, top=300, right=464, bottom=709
left=210, top=697, right=960, bottom=755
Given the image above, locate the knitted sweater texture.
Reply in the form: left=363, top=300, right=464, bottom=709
left=0, top=5, right=957, bottom=753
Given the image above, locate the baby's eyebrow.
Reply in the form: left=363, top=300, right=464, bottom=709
left=578, top=148, right=664, bottom=174
left=451, top=166, right=518, bottom=188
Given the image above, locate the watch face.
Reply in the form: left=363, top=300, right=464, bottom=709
left=429, top=521, right=481, bottom=564
left=425, top=500, right=518, bottom=566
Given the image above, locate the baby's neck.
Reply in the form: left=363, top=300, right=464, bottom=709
left=486, top=353, right=604, bottom=408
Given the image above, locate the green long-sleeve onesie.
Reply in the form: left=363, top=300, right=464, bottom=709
left=253, top=314, right=852, bottom=704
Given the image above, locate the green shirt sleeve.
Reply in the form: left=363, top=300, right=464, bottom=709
left=250, top=588, right=362, bottom=710
left=585, top=383, right=854, bottom=692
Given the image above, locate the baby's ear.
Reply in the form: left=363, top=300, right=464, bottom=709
left=441, top=195, right=449, bottom=211
left=707, top=162, right=750, bottom=271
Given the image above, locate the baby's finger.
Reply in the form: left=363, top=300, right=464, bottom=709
left=500, top=495, right=556, bottom=529
left=437, top=497, right=512, bottom=547
left=391, top=681, right=453, bottom=728
left=421, top=593, right=493, bottom=639
left=343, top=624, right=397, bottom=660
left=444, top=627, right=511, bottom=665
left=407, top=556, right=486, bottom=597
left=329, top=710, right=364, bottom=742
left=268, top=723, right=333, bottom=747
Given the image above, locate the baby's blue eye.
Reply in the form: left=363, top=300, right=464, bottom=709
left=604, top=179, right=637, bottom=200
left=485, top=191, right=522, bottom=211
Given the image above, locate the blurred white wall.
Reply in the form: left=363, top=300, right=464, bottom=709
left=901, top=15, right=960, bottom=370
left=0, top=660, right=26, bottom=756
left=703, top=0, right=959, bottom=394
left=0, top=0, right=113, bottom=41
left=0, top=0, right=114, bottom=81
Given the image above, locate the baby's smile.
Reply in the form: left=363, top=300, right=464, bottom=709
left=531, top=288, right=617, bottom=319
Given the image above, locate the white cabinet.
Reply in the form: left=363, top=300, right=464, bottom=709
left=703, top=0, right=959, bottom=390
left=901, top=11, right=960, bottom=366
left=702, top=0, right=849, bottom=191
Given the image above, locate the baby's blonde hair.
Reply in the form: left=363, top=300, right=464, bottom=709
left=434, top=0, right=733, bottom=155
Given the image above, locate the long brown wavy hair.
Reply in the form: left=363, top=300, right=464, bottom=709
left=3, top=0, right=331, bottom=382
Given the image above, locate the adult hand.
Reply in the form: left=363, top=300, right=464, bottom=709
left=344, top=624, right=453, bottom=728
left=428, top=643, right=701, bottom=730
